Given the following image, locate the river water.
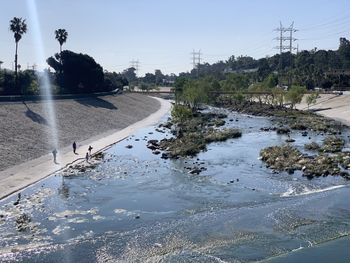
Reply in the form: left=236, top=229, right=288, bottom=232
left=1, top=109, right=350, bottom=262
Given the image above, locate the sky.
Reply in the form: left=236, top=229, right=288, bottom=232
left=1, top=0, right=350, bottom=76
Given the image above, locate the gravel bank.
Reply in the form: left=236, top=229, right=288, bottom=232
left=0, top=93, right=160, bottom=171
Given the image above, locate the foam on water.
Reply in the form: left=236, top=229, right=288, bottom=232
left=281, top=185, right=346, bottom=197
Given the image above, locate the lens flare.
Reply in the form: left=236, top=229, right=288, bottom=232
left=26, top=0, right=59, bottom=152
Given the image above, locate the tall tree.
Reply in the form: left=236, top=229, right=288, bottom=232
left=154, top=69, right=164, bottom=85
left=122, top=67, right=137, bottom=84
left=338, top=37, right=350, bottom=69
left=47, top=50, right=104, bottom=93
left=55, top=29, right=68, bottom=53
left=9, top=17, right=27, bottom=89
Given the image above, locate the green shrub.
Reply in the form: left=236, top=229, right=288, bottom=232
left=171, top=104, right=193, bottom=122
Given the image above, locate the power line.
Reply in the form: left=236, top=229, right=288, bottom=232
left=300, top=14, right=350, bottom=31
left=299, top=28, right=350, bottom=41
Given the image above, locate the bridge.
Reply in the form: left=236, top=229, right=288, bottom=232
left=128, top=90, right=337, bottom=96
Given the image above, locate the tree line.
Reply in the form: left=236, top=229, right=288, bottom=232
left=171, top=37, right=350, bottom=116
left=0, top=17, right=128, bottom=95
left=173, top=71, right=319, bottom=113
left=179, top=37, right=350, bottom=90
left=1, top=16, right=350, bottom=96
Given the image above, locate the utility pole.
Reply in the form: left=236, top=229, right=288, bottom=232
left=274, top=22, right=297, bottom=87
left=190, top=50, right=202, bottom=77
left=130, top=59, right=140, bottom=77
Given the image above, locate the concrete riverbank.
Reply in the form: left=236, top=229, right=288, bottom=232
left=0, top=94, right=171, bottom=199
left=297, top=91, right=350, bottom=126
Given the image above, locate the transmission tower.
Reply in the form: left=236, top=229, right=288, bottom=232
left=130, top=59, right=140, bottom=76
left=274, top=22, right=297, bottom=55
left=274, top=22, right=297, bottom=86
left=190, top=50, right=202, bottom=76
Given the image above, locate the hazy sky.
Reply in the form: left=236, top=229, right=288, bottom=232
left=1, top=0, right=350, bottom=75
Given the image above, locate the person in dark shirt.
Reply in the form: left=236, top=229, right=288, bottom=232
left=52, top=148, right=58, bottom=163
left=73, top=141, right=77, bottom=154
left=88, top=145, right=93, bottom=155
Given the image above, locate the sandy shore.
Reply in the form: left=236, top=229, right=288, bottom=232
left=297, top=91, right=350, bottom=126
left=0, top=94, right=171, bottom=200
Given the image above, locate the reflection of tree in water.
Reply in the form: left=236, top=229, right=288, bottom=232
left=58, top=180, right=69, bottom=199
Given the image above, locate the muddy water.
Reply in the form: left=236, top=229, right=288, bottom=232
left=1, top=109, right=350, bottom=262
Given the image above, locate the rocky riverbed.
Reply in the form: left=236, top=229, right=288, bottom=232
left=145, top=101, right=350, bottom=180
left=219, top=100, right=345, bottom=134
left=145, top=110, right=242, bottom=160
left=213, top=100, right=350, bottom=179
left=1, top=107, right=350, bottom=262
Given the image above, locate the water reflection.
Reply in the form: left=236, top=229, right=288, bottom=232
left=58, top=180, right=70, bottom=200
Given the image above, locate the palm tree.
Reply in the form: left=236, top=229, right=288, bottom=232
left=9, top=17, right=27, bottom=87
left=55, top=29, right=68, bottom=53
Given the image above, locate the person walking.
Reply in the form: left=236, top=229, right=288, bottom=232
left=85, top=152, right=89, bottom=162
left=73, top=141, right=77, bottom=154
left=52, top=148, right=58, bottom=163
left=88, top=145, right=93, bottom=155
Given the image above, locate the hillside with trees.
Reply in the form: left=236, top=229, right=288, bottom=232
left=1, top=16, right=350, bottom=97
left=179, top=37, right=350, bottom=90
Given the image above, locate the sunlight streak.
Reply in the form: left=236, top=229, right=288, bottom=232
left=26, top=0, right=59, bottom=151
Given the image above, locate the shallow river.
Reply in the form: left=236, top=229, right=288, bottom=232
left=1, top=109, right=350, bottom=262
